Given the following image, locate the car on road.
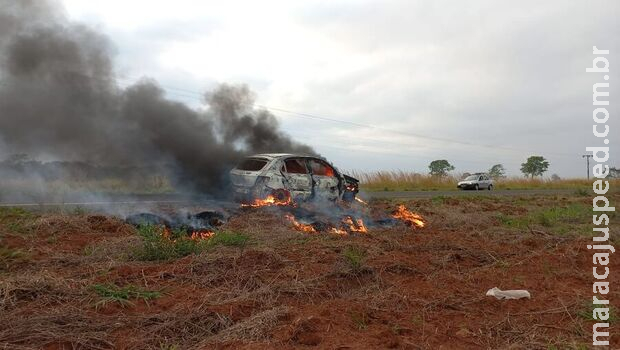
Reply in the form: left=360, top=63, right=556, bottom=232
left=457, top=173, right=494, bottom=190
left=229, top=153, right=359, bottom=203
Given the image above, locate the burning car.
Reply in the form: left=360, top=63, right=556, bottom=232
left=230, top=153, right=359, bottom=203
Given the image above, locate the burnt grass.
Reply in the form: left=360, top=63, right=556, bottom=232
left=0, top=193, right=618, bottom=349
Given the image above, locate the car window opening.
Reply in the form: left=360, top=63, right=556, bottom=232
left=236, top=158, right=268, bottom=171
left=284, top=158, right=308, bottom=174
left=310, top=159, right=335, bottom=177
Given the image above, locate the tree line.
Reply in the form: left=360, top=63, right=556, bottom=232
left=428, top=156, right=619, bottom=179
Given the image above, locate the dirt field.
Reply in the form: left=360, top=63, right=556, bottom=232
left=1, top=193, right=618, bottom=349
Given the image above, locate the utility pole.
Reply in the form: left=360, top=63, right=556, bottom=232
left=582, top=154, right=593, bottom=180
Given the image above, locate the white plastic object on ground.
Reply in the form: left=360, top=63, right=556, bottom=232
left=486, top=287, right=531, bottom=300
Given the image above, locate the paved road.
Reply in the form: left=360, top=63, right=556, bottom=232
left=364, top=188, right=577, bottom=199
left=0, top=189, right=578, bottom=208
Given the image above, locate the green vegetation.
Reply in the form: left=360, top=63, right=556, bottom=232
left=574, top=188, right=589, bottom=196
left=0, top=246, right=27, bottom=269
left=0, top=207, right=33, bottom=220
left=497, top=203, right=592, bottom=235
left=428, top=159, right=455, bottom=177
left=0, top=207, right=35, bottom=235
left=577, top=302, right=617, bottom=323
left=132, top=225, right=249, bottom=261
left=350, top=311, right=369, bottom=330
left=488, top=164, right=506, bottom=179
left=343, top=246, right=366, bottom=273
left=207, top=231, right=249, bottom=247
left=520, top=156, right=550, bottom=178
left=91, top=283, right=162, bottom=308
left=132, top=224, right=210, bottom=261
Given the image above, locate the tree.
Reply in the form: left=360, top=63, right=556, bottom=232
left=428, top=160, right=455, bottom=177
left=551, top=173, right=561, bottom=181
left=520, top=156, right=549, bottom=178
left=488, top=164, right=506, bottom=179
left=608, top=167, right=620, bottom=179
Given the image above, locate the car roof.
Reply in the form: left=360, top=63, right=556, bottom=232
left=250, top=153, right=295, bottom=159
left=247, top=153, right=320, bottom=160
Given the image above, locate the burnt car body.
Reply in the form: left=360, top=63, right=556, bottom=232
left=229, top=153, right=359, bottom=203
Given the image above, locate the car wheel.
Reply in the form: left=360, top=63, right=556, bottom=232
left=488, top=184, right=493, bottom=191
left=272, top=189, right=291, bottom=202
left=474, top=184, right=479, bottom=191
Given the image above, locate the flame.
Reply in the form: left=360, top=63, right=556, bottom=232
left=342, top=216, right=368, bottom=233
left=392, top=204, right=426, bottom=228
left=285, top=214, right=317, bottom=233
left=161, top=226, right=214, bottom=241
left=355, top=197, right=368, bottom=205
left=162, top=227, right=172, bottom=239
left=190, top=230, right=215, bottom=240
left=330, top=227, right=348, bottom=235
left=242, top=195, right=292, bottom=208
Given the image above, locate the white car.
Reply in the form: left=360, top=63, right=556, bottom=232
left=229, top=153, right=359, bottom=203
left=457, top=173, right=494, bottom=190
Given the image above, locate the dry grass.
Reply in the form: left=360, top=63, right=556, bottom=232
left=205, top=306, right=290, bottom=344
left=0, top=306, right=234, bottom=350
left=0, top=273, right=82, bottom=311
left=0, top=195, right=616, bottom=349
left=351, top=170, right=616, bottom=191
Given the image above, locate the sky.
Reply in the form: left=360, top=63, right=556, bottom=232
left=60, top=0, right=619, bottom=177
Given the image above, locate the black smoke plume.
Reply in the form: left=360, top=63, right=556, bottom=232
left=0, top=0, right=314, bottom=197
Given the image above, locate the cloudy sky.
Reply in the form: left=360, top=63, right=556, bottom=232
left=61, top=0, right=619, bottom=177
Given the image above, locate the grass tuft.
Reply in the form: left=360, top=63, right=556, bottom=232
left=132, top=224, right=209, bottom=261
left=207, top=231, right=249, bottom=247
left=0, top=246, right=27, bottom=269
left=91, top=283, right=161, bottom=308
left=577, top=302, right=617, bottom=323
left=350, top=311, right=369, bottom=330
left=132, top=225, right=250, bottom=261
left=342, top=246, right=367, bottom=273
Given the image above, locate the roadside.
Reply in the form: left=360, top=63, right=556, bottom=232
left=364, top=189, right=580, bottom=199
left=1, top=193, right=617, bottom=348
left=0, top=188, right=588, bottom=209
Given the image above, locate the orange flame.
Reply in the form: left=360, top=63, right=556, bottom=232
left=330, top=227, right=348, bottom=235
left=342, top=216, right=368, bottom=233
left=162, top=226, right=172, bottom=239
left=392, top=204, right=426, bottom=228
left=190, top=230, right=215, bottom=241
left=285, top=214, right=317, bottom=233
left=161, top=226, right=214, bottom=241
left=242, top=195, right=292, bottom=208
left=355, top=197, right=368, bottom=205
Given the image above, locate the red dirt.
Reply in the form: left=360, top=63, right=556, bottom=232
left=0, top=194, right=618, bottom=349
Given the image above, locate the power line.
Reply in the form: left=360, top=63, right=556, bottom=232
left=0, top=76, right=576, bottom=158
left=108, top=75, right=578, bottom=158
